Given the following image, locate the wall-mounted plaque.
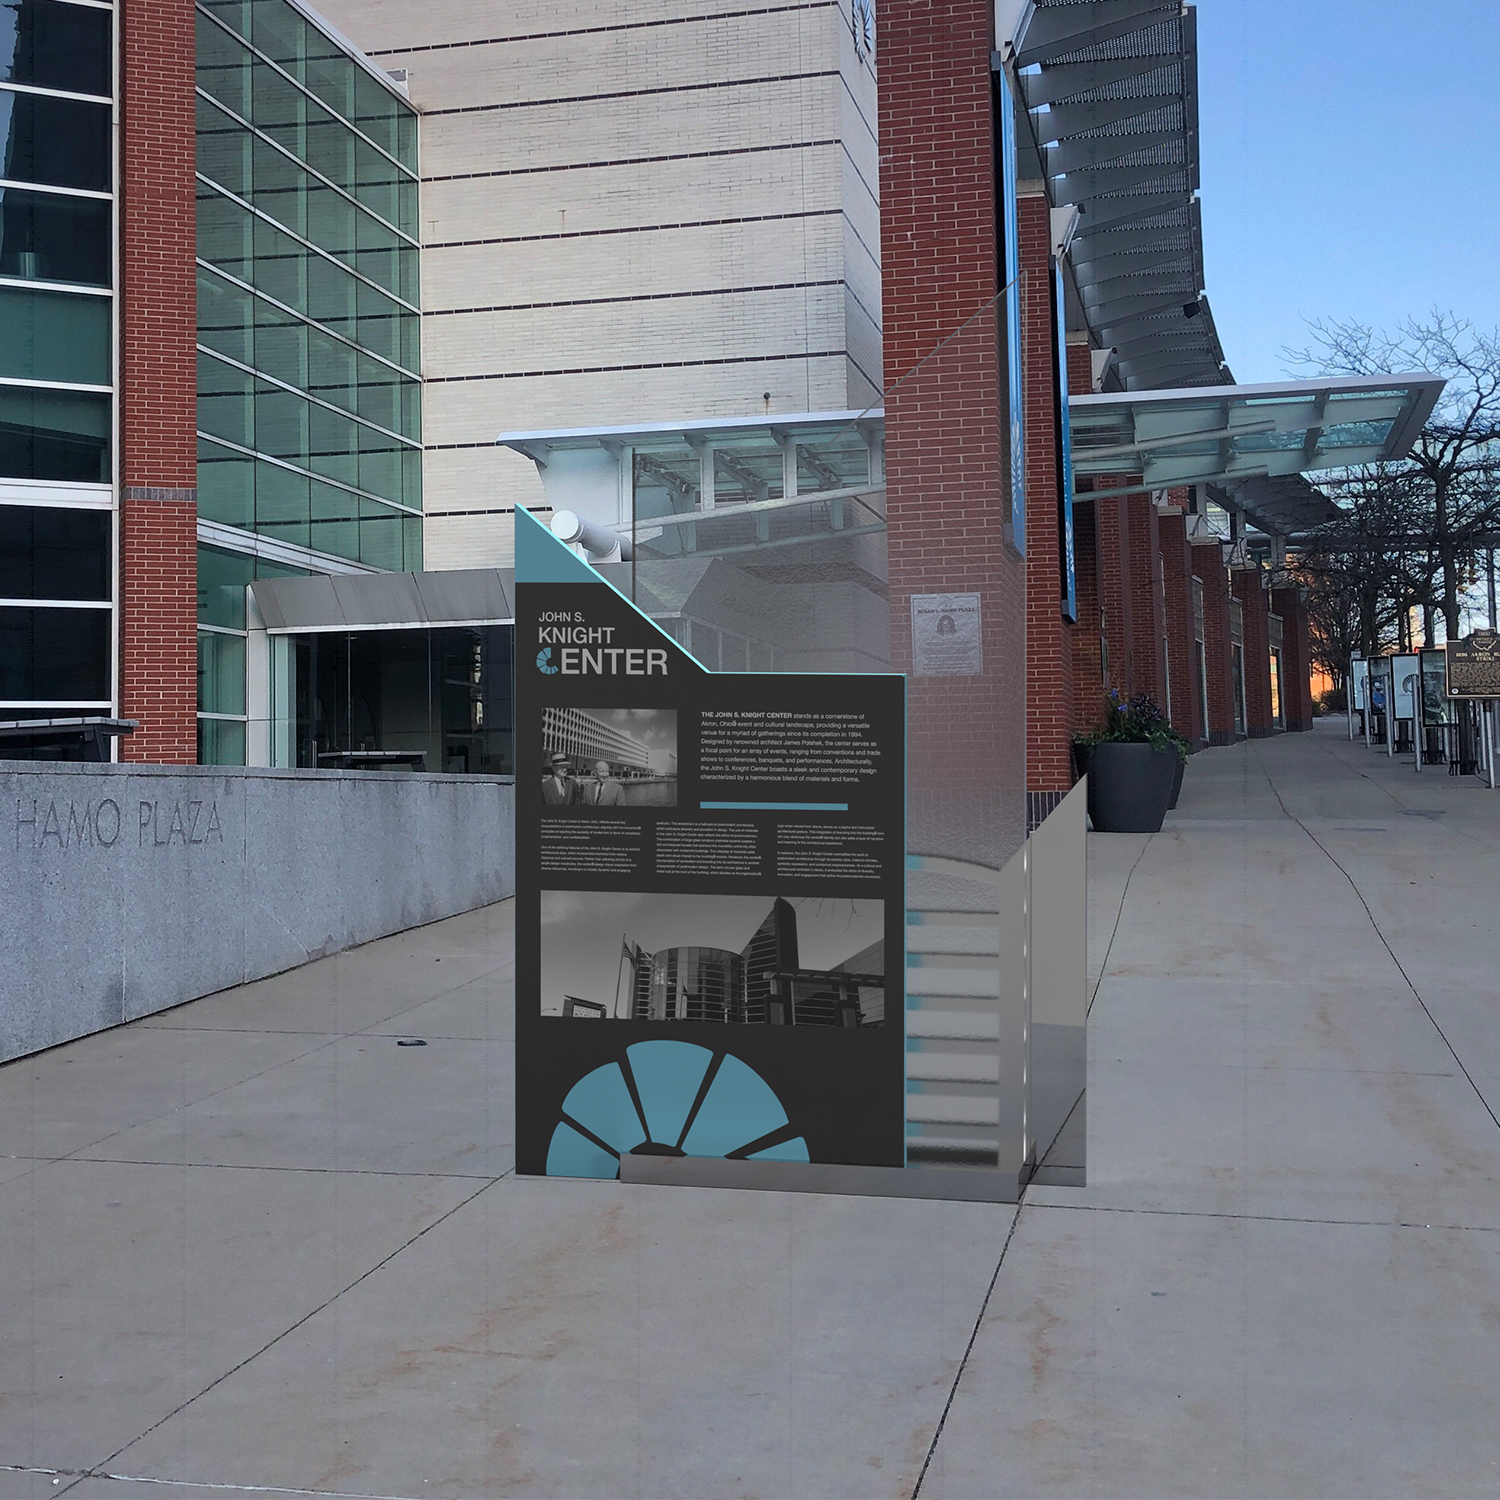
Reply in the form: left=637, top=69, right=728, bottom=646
left=911, top=593, right=983, bottom=676
left=1446, top=631, right=1500, bottom=698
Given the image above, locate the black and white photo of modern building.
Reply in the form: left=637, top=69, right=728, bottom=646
left=541, top=892, right=884, bottom=1028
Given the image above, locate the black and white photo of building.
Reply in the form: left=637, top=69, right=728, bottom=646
left=541, top=892, right=885, bottom=1028
left=540, top=706, right=677, bottom=808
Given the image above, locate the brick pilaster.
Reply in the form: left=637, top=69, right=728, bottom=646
left=1272, top=584, right=1315, bottom=731
left=880, top=0, right=1026, bottom=868
left=1092, top=485, right=1132, bottom=700
left=118, top=0, right=199, bottom=764
left=1159, top=509, right=1201, bottom=743
left=1233, top=569, right=1275, bottom=737
left=1020, top=194, right=1073, bottom=806
left=1071, top=498, right=1104, bottom=732
left=1125, top=492, right=1166, bottom=707
left=1193, top=543, right=1236, bottom=744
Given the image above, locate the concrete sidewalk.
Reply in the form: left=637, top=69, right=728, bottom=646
left=3, top=720, right=1499, bottom=1498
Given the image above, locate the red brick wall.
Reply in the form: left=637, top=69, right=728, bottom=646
left=118, top=0, right=199, bottom=764
left=1125, top=492, right=1166, bottom=706
left=1071, top=498, right=1104, bottom=731
left=1232, top=569, right=1275, bottom=737
left=1192, top=543, right=1236, bottom=744
left=1272, top=584, right=1315, bottom=731
left=1066, top=342, right=1095, bottom=397
left=1159, top=510, right=1201, bottom=743
left=1020, top=194, right=1073, bottom=800
left=880, top=0, right=1026, bottom=866
left=1093, top=487, right=1131, bottom=700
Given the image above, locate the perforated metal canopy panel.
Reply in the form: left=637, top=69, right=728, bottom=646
left=249, top=567, right=514, bottom=632
left=1013, top=0, right=1226, bottom=389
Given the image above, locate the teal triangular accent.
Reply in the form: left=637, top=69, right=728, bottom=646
left=516, top=504, right=602, bottom=586
left=514, top=505, right=710, bottom=672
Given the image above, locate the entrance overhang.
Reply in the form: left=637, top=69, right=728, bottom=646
left=1067, top=373, right=1445, bottom=531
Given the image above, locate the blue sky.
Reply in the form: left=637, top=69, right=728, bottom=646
left=1196, top=0, right=1500, bottom=382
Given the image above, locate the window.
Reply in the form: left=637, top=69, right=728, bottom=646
left=197, top=267, right=418, bottom=440
left=197, top=437, right=255, bottom=529
left=196, top=543, right=312, bottom=765
left=0, top=186, right=110, bottom=286
left=0, top=604, right=109, bottom=700
left=194, top=0, right=421, bottom=570
left=0, top=505, right=109, bottom=600
left=198, top=188, right=419, bottom=373
left=0, top=0, right=111, bottom=96
left=198, top=629, right=246, bottom=715
left=0, top=89, right=110, bottom=191
left=0, top=386, right=109, bottom=481
left=196, top=6, right=418, bottom=231
left=197, top=716, right=246, bottom=765
left=198, top=544, right=253, bottom=629
left=0, top=283, right=110, bottom=385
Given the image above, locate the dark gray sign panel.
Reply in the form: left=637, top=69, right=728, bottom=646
left=515, top=509, right=907, bottom=1180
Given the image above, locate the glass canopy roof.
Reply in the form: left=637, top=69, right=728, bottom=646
left=499, top=375, right=1442, bottom=553
left=1067, top=374, right=1443, bottom=494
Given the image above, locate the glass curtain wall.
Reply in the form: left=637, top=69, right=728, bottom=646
left=0, top=0, right=115, bottom=728
left=196, top=542, right=307, bottom=763
left=193, top=0, right=420, bottom=761
left=288, top=626, right=513, bottom=775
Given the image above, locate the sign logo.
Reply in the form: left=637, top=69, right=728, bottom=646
left=545, top=1040, right=807, bottom=1179
left=536, top=647, right=559, bottom=674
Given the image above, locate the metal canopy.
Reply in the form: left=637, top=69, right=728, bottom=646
left=1068, top=374, right=1445, bottom=529
left=249, top=568, right=515, bottom=633
left=1011, top=0, right=1229, bottom=389
left=1230, top=475, right=1343, bottom=536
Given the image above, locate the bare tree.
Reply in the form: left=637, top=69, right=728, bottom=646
left=1287, top=311, right=1500, bottom=640
left=1297, top=464, right=1427, bottom=677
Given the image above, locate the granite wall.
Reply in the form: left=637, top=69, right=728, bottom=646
left=0, top=763, right=515, bottom=1062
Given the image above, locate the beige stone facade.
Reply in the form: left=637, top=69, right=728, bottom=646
left=308, top=0, right=880, bottom=568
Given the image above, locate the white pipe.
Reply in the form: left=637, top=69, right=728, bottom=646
left=550, top=510, right=634, bottom=562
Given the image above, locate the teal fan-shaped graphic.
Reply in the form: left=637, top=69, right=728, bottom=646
left=545, top=1040, right=810, bottom=1178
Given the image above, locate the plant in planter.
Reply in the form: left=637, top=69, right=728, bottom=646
left=1074, top=691, right=1190, bottom=832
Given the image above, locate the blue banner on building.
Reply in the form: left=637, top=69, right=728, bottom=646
left=1054, top=261, right=1077, bottom=622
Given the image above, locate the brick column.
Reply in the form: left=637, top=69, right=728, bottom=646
left=880, top=0, right=1026, bottom=868
left=1071, top=498, right=1103, bottom=732
left=1192, top=542, right=1236, bottom=744
left=1159, top=510, right=1200, bottom=743
left=1020, top=194, right=1073, bottom=822
left=1272, top=584, right=1315, bottom=731
left=1232, top=569, right=1274, bottom=736
left=1093, top=487, right=1131, bottom=699
left=1125, top=491, right=1166, bottom=706
left=118, top=0, right=199, bottom=764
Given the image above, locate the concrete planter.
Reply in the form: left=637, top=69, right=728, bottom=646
left=1085, top=742, right=1176, bottom=832
left=1168, top=750, right=1187, bottom=810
